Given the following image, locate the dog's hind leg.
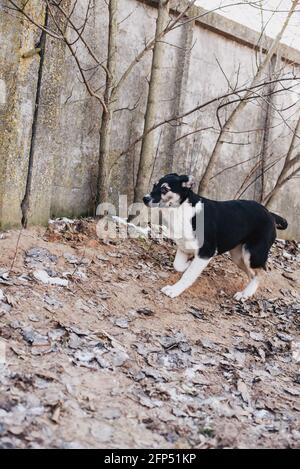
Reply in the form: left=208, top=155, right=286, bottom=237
left=231, top=245, right=260, bottom=301
left=234, top=274, right=259, bottom=301
left=173, top=249, right=191, bottom=272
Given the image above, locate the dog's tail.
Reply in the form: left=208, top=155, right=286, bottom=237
left=270, top=212, right=288, bottom=230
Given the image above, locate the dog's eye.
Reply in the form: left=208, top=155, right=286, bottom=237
left=161, top=186, right=169, bottom=195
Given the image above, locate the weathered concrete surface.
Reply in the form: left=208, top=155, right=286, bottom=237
left=0, top=0, right=299, bottom=237
left=26, top=5, right=71, bottom=226
left=49, top=0, right=108, bottom=219
left=0, top=0, right=44, bottom=228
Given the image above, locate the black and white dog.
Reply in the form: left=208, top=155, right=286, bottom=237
left=143, top=173, right=288, bottom=300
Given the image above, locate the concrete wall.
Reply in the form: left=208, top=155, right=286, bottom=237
left=0, top=1, right=44, bottom=226
left=0, top=0, right=299, bottom=238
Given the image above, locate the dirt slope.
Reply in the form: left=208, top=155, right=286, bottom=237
left=0, top=221, right=299, bottom=449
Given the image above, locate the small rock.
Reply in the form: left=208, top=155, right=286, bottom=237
left=158, top=272, right=169, bottom=279
left=109, top=349, right=129, bottom=367
left=237, top=379, right=250, bottom=404
left=96, top=356, right=110, bottom=369
left=118, top=274, right=127, bottom=282
left=64, top=253, right=80, bottom=264
left=68, top=333, right=82, bottom=350
left=250, top=331, right=264, bottom=342
left=102, top=408, right=121, bottom=420
left=114, top=318, right=129, bottom=329
left=90, top=423, right=113, bottom=443
left=97, top=255, right=110, bottom=262
left=22, top=327, right=49, bottom=347
left=26, top=247, right=58, bottom=268
left=277, top=332, right=293, bottom=343
left=28, top=315, right=41, bottom=323
left=136, top=308, right=155, bottom=317
left=187, top=306, right=204, bottom=320
left=0, top=302, right=12, bottom=315
left=34, top=270, right=68, bottom=287
left=285, top=387, right=300, bottom=397
left=44, top=295, right=63, bottom=309
left=74, top=351, right=95, bottom=363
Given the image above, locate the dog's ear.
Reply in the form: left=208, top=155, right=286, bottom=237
left=180, top=175, right=195, bottom=189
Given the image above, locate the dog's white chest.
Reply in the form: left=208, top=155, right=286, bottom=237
left=176, top=238, right=198, bottom=253
left=162, top=201, right=202, bottom=253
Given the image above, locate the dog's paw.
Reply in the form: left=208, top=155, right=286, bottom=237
left=161, top=285, right=182, bottom=298
left=234, top=291, right=249, bottom=302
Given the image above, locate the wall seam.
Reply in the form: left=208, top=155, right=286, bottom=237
left=21, top=6, right=48, bottom=228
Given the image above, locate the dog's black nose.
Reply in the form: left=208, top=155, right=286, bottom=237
left=143, top=195, right=152, bottom=206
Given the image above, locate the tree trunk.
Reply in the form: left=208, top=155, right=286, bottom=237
left=264, top=154, right=300, bottom=208
left=264, top=115, right=300, bottom=207
left=98, top=110, right=114, bottom=203
left=198, top=0, right=299, bottom=196
left=134, top=0, right=170, bottom=203
left=259, top=54, right=277, bottom=202
left=97, top=0, right=118, bottom=206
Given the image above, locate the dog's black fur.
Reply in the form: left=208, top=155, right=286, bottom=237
left=144, top=173, right=288, bottom=271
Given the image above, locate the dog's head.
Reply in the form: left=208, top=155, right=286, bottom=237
left=143, top=173, right=195, bottom=208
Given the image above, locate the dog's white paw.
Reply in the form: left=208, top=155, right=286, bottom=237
left=161, top=285, right=182, bottom=298
left=234, top=291, right=249, bottom=302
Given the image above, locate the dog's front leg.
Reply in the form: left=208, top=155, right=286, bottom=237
left=173, top=249, right=191, bottom=272
left=162, top=256, right=211, bottom=298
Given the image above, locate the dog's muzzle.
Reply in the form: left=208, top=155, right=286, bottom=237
left=143, top=195, right=152, bottom=207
